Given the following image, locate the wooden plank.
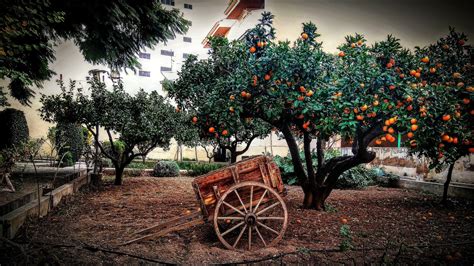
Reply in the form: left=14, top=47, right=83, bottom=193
left=121, top=219, right=204, bottom=246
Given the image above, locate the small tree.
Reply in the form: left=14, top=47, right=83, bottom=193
left=408, top=28, right=473, bottom=204
left=40, top=78, right=177, bottom=185
left=165, top=51, right=272, bottom=163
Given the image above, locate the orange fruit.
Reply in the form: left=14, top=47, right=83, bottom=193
left=298, top=95, right=305, bottom=101
left=249, top=46, right=256, bottom=53
left=375, top=139, right=382, bottom=145
left=415, top=72, right=421, bottom=78
left=351, top=43, right=356, bottom=48
left=442, top=114, right=451, bottom=121
left=381, top=137, right=386, bottom=141
left=301, top=33, right=309, bottom=40
left=466, top=86, right=474, bottom=92
left=453, top=137, right=458, bottom=144
left=208, top=127, right=215, bottom=133
left=410, top=140, right=417, bottom=147
left=338, top=51, right=345, bottom=57
left=389, top=85, right=396, bottom=90
left=245, top=93, right=252, bottom=99
left=388, top=127, right=395, bottom=134
left=453, top=72, right=461, bottom=79
left=356, top=115, right=364, bottom=121
left=429, top=67, right=436, bottom=73
left=229, top=107, right=234, bottom=113
left=464, top=98, right=471, bottom=104
left=361, top=104, right=368, bottom=111
left=357, top=40, right=363, bottom=45
left=373, top=100, right=379, bottom=106
left=299, top=86, right=306, bottom=92
left=411, top=124, right=418, bottom=131
left=386, top=62, right=393, bottom=68
left=241, top=91, right=247, bottom=97
left=389, top=118, right=396, bottom=124
left=406, top=105, right=413, bottom=111
left=340, top=218, right=348, bottom=224
left=410, top=118, right=417, bottom=124
left=399, top=73, right=405, bottom=78
left=229, top=95, right=235, bottom=101
left=407, top=132, right=414, bottom=138
left=222, top=130, right=228, bottom=136
left=469, top=147, right=474, bottom=153
left=442, top=134, right=450, bottom=141
left=353, top=108, right=359, bottom=114
left=257, top=41, right=264, bottom=48
left=306, top=90, right=314, bottom=97
left=385, top=120, right=390, bottom=126
left=264, top=74, right=271, bottom=81
left=410, top=70, right=417, bottom=76
left=421, top=56, right=429, bottom=63
left=192, top=116, right=198, bottom=123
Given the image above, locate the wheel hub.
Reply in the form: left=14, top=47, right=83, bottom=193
left=244, top=212, right=257, bottom=226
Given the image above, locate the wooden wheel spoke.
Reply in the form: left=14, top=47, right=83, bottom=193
left=234, top=189, right=247, bottom=213
left=232, top=224, right=247, bottom=248
left=253, top=189, right=268, bottom=213
left=257, top=221, right=279, bottom=235
left=256, top=202, right=280, bottom=216
left=217, top=216, right=244, bottom=220
left=254, top=225, right=267, bottom=247
left=222, top=201, right=246, bottom=216
left=248, top=226, right=252, bottom=250
left=249, top=186, right=253, bottom=212
left=257, top=216, right=285, bottom=220
left=222, top=221, right=245, bottom=236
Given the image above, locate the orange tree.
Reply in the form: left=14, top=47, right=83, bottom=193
left=407, top=28, right=473, bottom=204
left=164, top=52, right=271, bottom=163
left=206, top=13, right=422, bottom=209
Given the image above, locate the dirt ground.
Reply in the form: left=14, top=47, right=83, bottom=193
left=2, top=176, right=473, bottom=264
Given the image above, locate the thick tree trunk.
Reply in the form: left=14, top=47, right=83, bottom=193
left=230, top=148, right=237, bottom=163
left=442, top=162, right=455, bottom=205
left=114, top=166, right=124, bottom=185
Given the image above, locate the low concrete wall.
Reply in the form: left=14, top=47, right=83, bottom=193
left=398, top=178, right=474, bottom=201
left=0, top=169, right=88, bottom=239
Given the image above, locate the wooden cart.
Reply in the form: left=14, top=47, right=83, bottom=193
left=122, top=156, right=288, bottom=250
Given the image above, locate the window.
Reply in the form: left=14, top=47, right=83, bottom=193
left=183, top=37, right=192, bottom=43
left=184, top=3, right=192, bottom=9
left=139, top=52, right=150, bottom=59
left=138, top=70, right=150, bottom=77
left=161, top=49, right=174, bottom=56
left=160, top=66, right=172, bottom=72
left=161, top=0, right=175, bottom=6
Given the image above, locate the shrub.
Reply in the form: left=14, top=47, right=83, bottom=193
left=187, top=162, right=223, bottom=176
left=335, top=166, right=377, bottom=189
left=153, top=161, right=180, bottom=177
left=56, top=122, right=84, bottom=166
left=0, top=108, right=29, bottom=150
left=371, top=168, right=401, bottom=187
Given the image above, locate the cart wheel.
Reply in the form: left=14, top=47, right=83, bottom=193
left=213, top=181, right=288, bottom=250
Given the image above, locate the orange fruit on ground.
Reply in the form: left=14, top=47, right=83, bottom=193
left=407, top=132, right=414, bottom=138
left=410, top=118, right=417, bottom=124
left=442, top=114, right=451, bottom=121
left=338, top=51, right=345, bottom=57
left=356, top=115, right=364, bottom=121
left=340, top=218, right=348, bottom=224
left=249, top=46, right=256, bottom=53
left=411, top=124, right=418, bottom=131
left=301, top=33, right=308, bottom=40
left=192, top=116, right=198, bottom=123
left=421, top=56, right=429, bottom=63
left=208, top=127, right=215, bottom=133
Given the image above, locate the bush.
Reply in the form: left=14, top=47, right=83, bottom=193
left=335, top=165, right=377, bottom=189
left=371, top=167, right=401, bottom=187
left=187, top=162, right=223, bottom=176
left=0, top=108, right=29, bottom=150
left=153, top=161, right=180, bottom=177
left=56, top=122, right=84, bottom=166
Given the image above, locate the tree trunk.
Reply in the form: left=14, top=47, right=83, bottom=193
left=230, top=147, right=237, bottom=163
left=442, top=162, right=455, bottom=205
left=114, top=166, right=124, bottom=185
